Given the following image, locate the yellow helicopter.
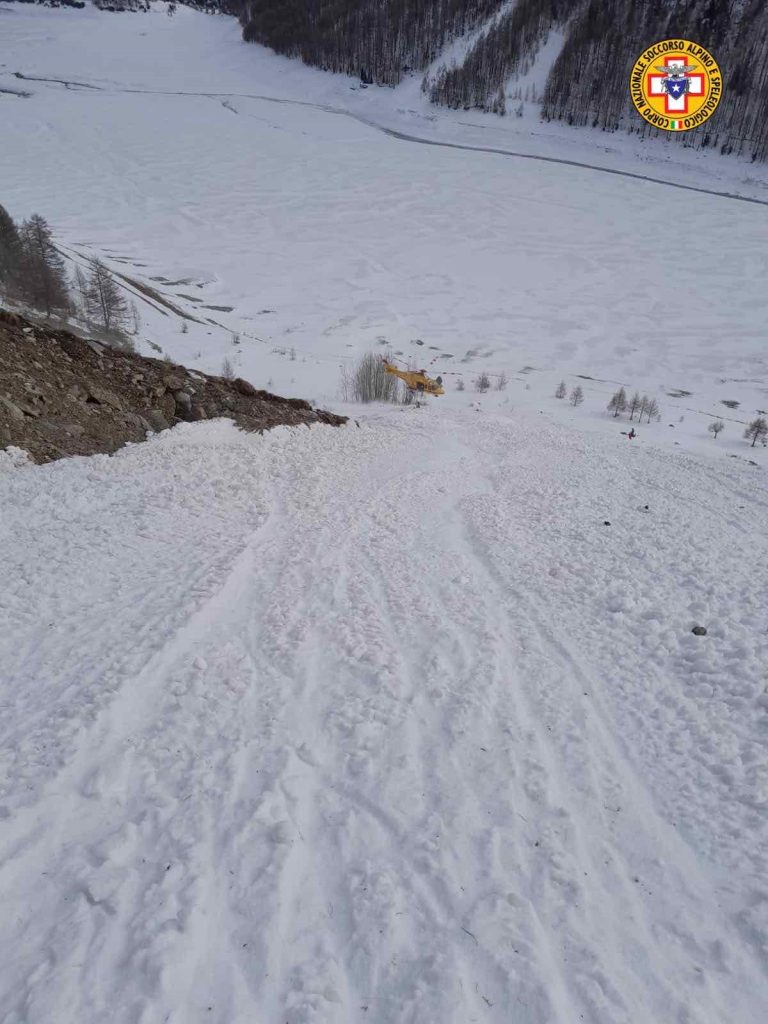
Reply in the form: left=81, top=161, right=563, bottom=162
left=382, top=359, right=444, bottom=396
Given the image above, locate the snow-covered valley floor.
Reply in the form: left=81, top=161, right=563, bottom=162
left=2, top=2, right=768, bottom=444
left=1, top=409, right=767, bottom=1024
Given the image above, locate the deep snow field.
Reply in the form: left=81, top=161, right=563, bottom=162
left=1, top=5, right=768, bottom=1023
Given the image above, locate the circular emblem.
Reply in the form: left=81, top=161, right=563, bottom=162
left=630, top=39, right=722, bottom=132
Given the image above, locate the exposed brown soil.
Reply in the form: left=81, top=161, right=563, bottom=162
left=0, top=309, right=346, bottom=464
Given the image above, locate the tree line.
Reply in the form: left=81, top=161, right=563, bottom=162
left=0, top=203, right=137, bottom=346
left=11, top=0, right=768, bottom=162
left=233, top=0, right=504, bottom=86
left=425, top=0, right=768, bottom=162
left=539, top=0, right=768, bottom=163
left=603, top=385, right=766, bottom=446
left=231, top=0, right=768, bottom=164
left=427, top=0, right=560, bottom=111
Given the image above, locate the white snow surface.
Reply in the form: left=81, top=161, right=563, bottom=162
left=1, top=411, right=767, bottom=1023
left=2, top=6, right=768, bottom=1022
left=1, top=2, right=768, bottom=442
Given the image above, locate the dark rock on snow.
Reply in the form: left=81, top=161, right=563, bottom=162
left=0, top=308, right=346, bottom=464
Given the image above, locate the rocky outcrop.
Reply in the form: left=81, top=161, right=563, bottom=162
left=0, top=309, right=346, bottom=464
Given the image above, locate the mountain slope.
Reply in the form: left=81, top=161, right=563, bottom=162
left=1, top=406, right=767, bottom=1023
left=234, top=0, right=768, bottom=160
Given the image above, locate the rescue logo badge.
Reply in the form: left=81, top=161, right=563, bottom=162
left=630, top=39, right=722, bottom=132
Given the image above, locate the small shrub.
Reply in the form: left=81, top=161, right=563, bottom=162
left=456, top=379, right=465, bottom=391
left=475, top=372, right=491, bottom=393
left=570, top=385, right=584, bottom=406
left=555, top=380, right=567, bottom=399
left=708, top=420, right=725, bottom=439
left=340, top=351, right=401, bottom=403
left=496, top=371, right=508, bottom=391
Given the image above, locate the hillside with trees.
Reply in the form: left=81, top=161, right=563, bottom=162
left=0, top=203, right=140, bottom=346
left=7, top=1, right=767, bottom=161
left=234, top=0, right=505, bottom=86
left=230, top=0, right=768, bottom=162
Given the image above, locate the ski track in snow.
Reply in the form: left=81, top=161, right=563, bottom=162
left=1, top=412, right=766, bottom=1024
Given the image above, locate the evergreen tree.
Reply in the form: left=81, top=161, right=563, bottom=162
left=628, top=390, right=641, bottom=420
left=744, top=417, right=768, bottom=447
left=237, top=0, right=503, bottom=88
left=85, top=258, right=128, bottom=334
left=607, top=387, right=628, bottom=417
left=232, top=0, right=768, bottom=158
left=19, top=214, right=70, bottom=317
left=0, top=203, right=23, bottom=297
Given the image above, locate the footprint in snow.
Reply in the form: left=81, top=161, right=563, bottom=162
left=295, top=743, right=319, bottom=767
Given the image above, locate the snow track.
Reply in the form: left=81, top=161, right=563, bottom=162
left=8, top=70, right=768, bottom=208
left=1, top=412, right=766, bottom=1024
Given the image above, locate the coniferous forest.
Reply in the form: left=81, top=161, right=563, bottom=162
left=230, top=0, right=768, bottom=162
left=10, top=0, right=768, bottom=160
left=236, top=0, right=504, bottom=86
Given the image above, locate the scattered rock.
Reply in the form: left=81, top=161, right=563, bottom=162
left=67, top=382, right=89, bottom=403
left=691, top=625, right=708, bottom=636
left=146, top=409, right=171, bottom=433
left=234, top=377, right=256, bottom=396
left=156, top=392, right=176, bottom=421
left=40, top=420, right=85, bottom=438
left=59, top=334, right=100, bottom=365
left=85, top=384, right=123, bottom=411
left=603, top=520, right=611, bottom=526
left=0, top=309, right=346, bottom=463
left=17, top=400, right=42, bottom=419
left=123, top=412, right=152, bottom=432
left=0, top=396, right=24, bottom=422
left=173, top=391, right=193, bottom=418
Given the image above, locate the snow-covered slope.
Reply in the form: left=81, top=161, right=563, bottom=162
left=1, top=3, right=767, bottom=452
left=2, top=7, right=768, bottom=1021
left=1, top=409, right=767, bottom=1023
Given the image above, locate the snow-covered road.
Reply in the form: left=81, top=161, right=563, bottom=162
left=1, top=411, right=766, bottom=1024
